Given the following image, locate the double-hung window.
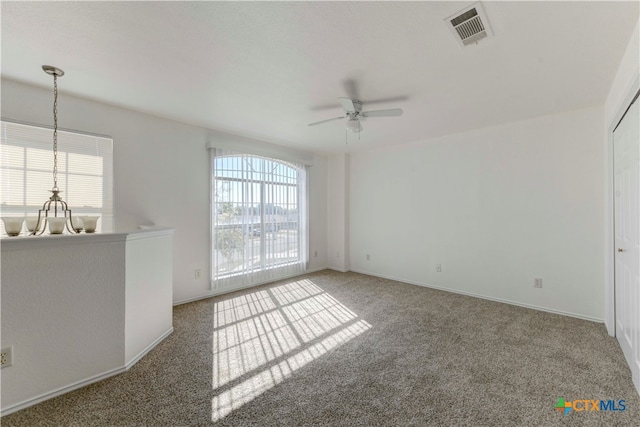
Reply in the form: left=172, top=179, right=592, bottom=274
left=0, top=120, right=113, bottom=234
left=210, top=149, right=308, bottom=290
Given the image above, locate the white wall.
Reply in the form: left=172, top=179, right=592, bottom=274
left=603, top=18, right=639, bottom=334
left=327, top=153, right=349, bottom=272
left=1, top=229, right=174, bottom=414
left=309, top=154, right=329, bottom=269
left=605, top=18, right=640, bottom=128
left=125, top=229, right=174, bottom=365
left=349, top=106, right=605, bottom=321
left=1, top=235, right=127, bottom=412
left=1, top=78, right=328, bottom=303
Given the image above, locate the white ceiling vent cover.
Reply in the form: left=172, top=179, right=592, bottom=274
left=445, top=2, right=493, bottom=47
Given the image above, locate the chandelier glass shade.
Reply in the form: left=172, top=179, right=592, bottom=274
left=346, top=117, right=360, bottom=133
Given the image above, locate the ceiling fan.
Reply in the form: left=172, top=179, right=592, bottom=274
left=308, top=97, right=403, bottom=133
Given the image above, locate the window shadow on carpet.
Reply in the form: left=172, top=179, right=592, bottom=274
left=211, top=278, right=372, bottom=421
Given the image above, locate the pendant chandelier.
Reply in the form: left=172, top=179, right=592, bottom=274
left=31, top=65, right=81, bottom=235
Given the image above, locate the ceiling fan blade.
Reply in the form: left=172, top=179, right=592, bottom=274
left=312, top=96, right=409, bottom=111
left=308, top=116, right=345, bottom=127
left=360, top=95, right=409, bottom=105
left=361, top=108, right=403, bottom=118
left=338, top=97, right=356, bottom=113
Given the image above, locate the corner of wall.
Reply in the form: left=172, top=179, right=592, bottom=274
left=326, top=153, right=350, bottom=272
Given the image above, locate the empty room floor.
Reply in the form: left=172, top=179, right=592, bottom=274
left=3, top=270, right=637, bottom=426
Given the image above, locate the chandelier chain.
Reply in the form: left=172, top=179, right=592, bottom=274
left=52, top=73, right=59, bottom=192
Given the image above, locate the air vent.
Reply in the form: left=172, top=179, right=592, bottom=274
left=445, top=2, right=493, bottom=47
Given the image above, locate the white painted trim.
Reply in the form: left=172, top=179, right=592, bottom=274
left=605, top=119, right=616, bottom=335
left=1, top=227, right=175, bottom=251
left=125, top=327, right=174, bottom=369
left=0, top=366, right=126, bottom=417
left=0, top=116, right=112, bottom=139
left=125, top=226, right=175, bottom=242
left=0, top=232, right=127, bottom=251
left=206, top=138, right=314, bottom=166
left=327, top=267, right=349, bottom=273
left=349, top=268, right=604, bottom=324
left=173, top=266, right=328, bottom=306
left=605, top=75, right=640, bottom=336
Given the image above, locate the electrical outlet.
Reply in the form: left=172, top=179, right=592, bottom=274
left=1, top=347, right=13, bottom=368
left=534, top=278, right=543, bottom=288
left=366, top=254, right=370, bottom=261
left=436, top=263, right=442, bottom=272
left=314, top=250, right=318, bottom=257
left=194, top=269, right=201, bottom=280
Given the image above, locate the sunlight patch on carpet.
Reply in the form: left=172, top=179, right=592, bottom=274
left=212, top=279, right=371, bottom=421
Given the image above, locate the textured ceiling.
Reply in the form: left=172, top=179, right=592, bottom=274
left=2, top=1, right=638, bottom=153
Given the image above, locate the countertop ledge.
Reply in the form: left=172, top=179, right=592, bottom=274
left=0, top=226, right=174, bottom=250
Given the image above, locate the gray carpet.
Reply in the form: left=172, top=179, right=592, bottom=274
left=2, top=270, right=638, bottom=426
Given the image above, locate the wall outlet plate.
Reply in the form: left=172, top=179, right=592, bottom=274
left=1, top=347, right=13, bottom=368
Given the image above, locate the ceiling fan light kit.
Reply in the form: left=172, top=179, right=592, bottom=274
left=308, top=96, right=403, bottom=134
left=346, top=117, right=361, bottom=133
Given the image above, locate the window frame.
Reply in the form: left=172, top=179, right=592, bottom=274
left=210, top=152, right=308, bottom=290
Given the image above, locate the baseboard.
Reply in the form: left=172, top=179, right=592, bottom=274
left=348, top=268, right=604, bottom=324
left=173, top=266, right=328, bottom=306
left=2, top=328, right=174, bottom=417
left=1, top=366, right=126, bottom=417
left=125, top=327, right=174, bottom=370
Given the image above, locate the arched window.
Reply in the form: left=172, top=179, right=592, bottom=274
left=211, top=153, right=308, bottom=290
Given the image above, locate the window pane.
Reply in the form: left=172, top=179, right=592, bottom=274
left=0, top=144, right=24, bottom=168
left=68, top=152, right=103, bottom=176
left=212, top=153, right=306, bottom=285
left=0, top=121, right=113, bottom=234
left=26, top=146, right=63, bottom=172
left=67, top=174, right=103, bottom=208
left=1, top=168, right=24, bottom=205
left=25, top=170, right=52, bottom=205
